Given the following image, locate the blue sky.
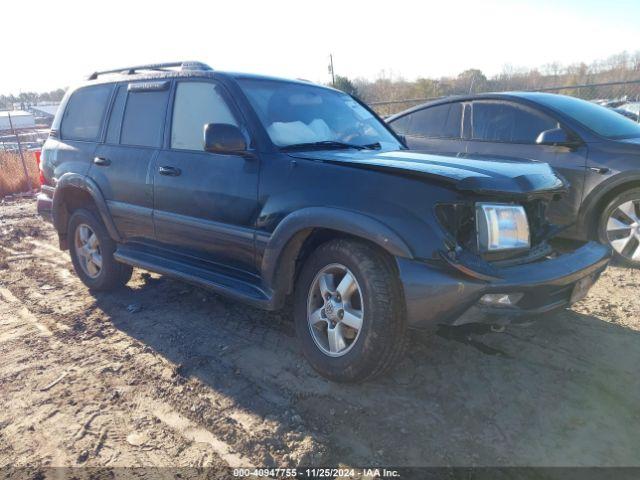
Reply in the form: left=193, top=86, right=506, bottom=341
left=2, top=0, right=639, bottom=94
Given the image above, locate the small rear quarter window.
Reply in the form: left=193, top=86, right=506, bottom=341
left=60, top=84, right=113, bottom=141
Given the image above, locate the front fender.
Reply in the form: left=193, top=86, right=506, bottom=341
left=261, top=206, right=413, bottom=291
left=53, top=173, right=121, bottom=243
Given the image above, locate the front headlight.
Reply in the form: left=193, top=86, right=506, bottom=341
left=476, top=203, right=530, bottom=252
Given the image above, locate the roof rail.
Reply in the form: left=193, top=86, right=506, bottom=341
left=87, top=61, right=213, bottom=80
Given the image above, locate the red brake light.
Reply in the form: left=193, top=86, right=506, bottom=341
left=35, top=150, right=45, bottom=186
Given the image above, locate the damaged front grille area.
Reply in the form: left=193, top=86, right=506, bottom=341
left=435, top=202, right=476, bottom=251
left=435, top=199, right=553, bottom=264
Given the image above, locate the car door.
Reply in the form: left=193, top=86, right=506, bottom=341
left=153, top=80, right=259, bottom=274
left=389, top=101, right=466, bottom=154
left=465, top=100, right=588, bottom=227
left=91, top=81, right=170, bottom=241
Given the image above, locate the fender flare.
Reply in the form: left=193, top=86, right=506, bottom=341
left=52, top=173, right=122, bottom=243
left=261, top=206, right=413, bottom=292
left=577, top=171, right=640, bottom=236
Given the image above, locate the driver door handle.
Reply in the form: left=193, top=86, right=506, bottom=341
left=158, top=166, right=181, bottom=176
left=93, top=156, right=111, bottom=166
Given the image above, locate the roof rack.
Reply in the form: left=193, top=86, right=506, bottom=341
left=87, top=61, right=213, bottom=80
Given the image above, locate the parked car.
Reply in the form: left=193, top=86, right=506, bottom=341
left=37, top=63, right=610, bottom=382
left=613, top=106, right=640, bottom=122
left=618, top=101, right=640, bottom=118
left=387, top=93, right=640, bottom=266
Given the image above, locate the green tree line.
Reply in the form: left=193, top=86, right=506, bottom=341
left=334, top=50, right=640, bottom=115
left=0, top=89, right=67, bottom=110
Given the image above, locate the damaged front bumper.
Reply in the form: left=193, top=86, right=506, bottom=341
left=398, top=241, right=611, bottom=329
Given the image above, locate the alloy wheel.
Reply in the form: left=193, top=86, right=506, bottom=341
left=307, top=263, right=364, bottom=357
left=606, top=199, right=640, bottom=263
left=74, top=224, right=103, bottom=278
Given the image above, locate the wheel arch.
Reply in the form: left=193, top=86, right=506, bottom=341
left=261, top=207, right=412, bottom=305
left=52, top=173, right=121, bottom=249
left=579, top=172, right=640, bottom=238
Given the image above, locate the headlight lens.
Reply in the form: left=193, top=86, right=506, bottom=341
left=476, top=203, right=530, bottom=252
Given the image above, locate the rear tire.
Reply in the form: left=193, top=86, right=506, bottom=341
left=68, top=209, right=133, bottom=290
left=597, top=188, right=640, bottom=267
left=294, top=239, right=407, bottom=383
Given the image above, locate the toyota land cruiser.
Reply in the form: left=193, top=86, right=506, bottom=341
left=37, top=61, right=611, bottom=382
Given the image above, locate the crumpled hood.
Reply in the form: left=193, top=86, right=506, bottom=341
left=291, top=150, right=566, bottom=197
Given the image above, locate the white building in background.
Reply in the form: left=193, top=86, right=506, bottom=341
left=30, top=104, right=60, bottom=120
left=0, top=111, right=36, bottom=131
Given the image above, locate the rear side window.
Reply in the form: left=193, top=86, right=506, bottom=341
left=472, top=101, right=558, bottom=144
left=171, top=82, right=238, bottom=151
left=402, top=103, right=462, bottom=139
left=120, top=87, right=169, bottom=147
left=105, top=85, right=128, bottom=144
left=60, top=85, right=112, bottom=141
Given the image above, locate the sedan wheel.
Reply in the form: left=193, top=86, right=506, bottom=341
left=605, top=199, right=640, bottom=263
left=74, top=224, right=103, bottom=278
left=307, top=263, right=364, bottom=357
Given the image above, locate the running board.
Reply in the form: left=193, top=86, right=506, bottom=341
left=114, top=245, right=276, bottom=310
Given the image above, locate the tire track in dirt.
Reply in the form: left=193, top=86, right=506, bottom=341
left=3, top=198, right=640, bottom=468
left=0, top=214, right=324, bottom=467
left=0, top=286, right=235, bottom=468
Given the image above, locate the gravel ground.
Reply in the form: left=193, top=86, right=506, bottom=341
left=0, top=198, right=639, bottom=470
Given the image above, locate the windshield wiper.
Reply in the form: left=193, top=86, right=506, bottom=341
left=281, top=140, right=381, bottom=151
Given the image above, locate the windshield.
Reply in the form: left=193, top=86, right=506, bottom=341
left=238, top=78, right=401, bottom=150
left=534, top=94, right=640, bottom=140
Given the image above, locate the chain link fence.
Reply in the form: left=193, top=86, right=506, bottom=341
left=368, top=79, right=640, bottom=118
left=2, top=79, right=640, bottom=197
left=0, top=121, right=46, bottom=197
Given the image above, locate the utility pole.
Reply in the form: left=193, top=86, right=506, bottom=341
left=7, top=111, right=32, bottom=194
left=328, top=54, right=335, bottom=87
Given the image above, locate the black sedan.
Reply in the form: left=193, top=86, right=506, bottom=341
left=387, top=92, right=640, bottom=266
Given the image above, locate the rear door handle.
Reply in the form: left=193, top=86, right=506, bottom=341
left=588, top=167, right=609, bottom=175
left=93, top=156, right=111, bottom=166
left=158, top=166, right=181, bottom=176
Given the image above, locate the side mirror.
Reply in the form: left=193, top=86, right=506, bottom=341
left=204, top=123, right=247, bottom=154
left=536, top=128, right=579, bottom=147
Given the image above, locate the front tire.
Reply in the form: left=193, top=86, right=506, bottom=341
left=294, top=239, right=407, bottom=382
left=597, top=188, right=640, bottom=267
left=68, top=209, right=133, bottom=290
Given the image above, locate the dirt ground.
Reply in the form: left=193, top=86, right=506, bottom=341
left=0, top=198, right=639, bottom=470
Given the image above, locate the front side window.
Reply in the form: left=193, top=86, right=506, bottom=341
left=404, top=103, right=462, bottom=139
left=238, top=79, right=401, bottom=150
left=120, top=87, right=169, bottom=147
left=171, top=82, right=238, bottom=151
left=472, top=101, right=558, bottom=144
left=60, top=84, right=112, bottom=141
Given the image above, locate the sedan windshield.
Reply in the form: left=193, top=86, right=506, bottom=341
left=533, top=93, right=640, bottom=140
left=238, top=78, right=401, bottom=150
